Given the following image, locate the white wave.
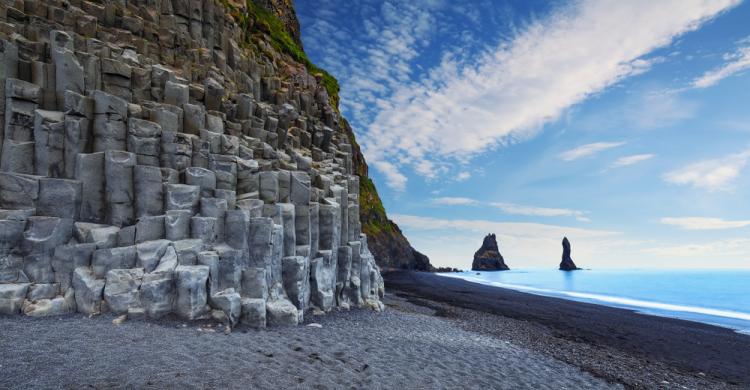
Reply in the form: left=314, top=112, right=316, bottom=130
left=440, top=273, right=750, bottom=323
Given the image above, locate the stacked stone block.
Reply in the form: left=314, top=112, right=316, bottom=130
left=0, top=0, right=384, bottom=327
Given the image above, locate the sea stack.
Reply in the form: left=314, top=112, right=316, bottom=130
left=559, top=237, right=579, bottom=271
left=472, top=234, right=509, bottom=271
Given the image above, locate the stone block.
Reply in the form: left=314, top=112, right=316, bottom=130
left=0, top=283, right=30, bottom=314
left=174, top=265, right=209, bottom=320
left=165, top=184, right=200, bottom=214
left=282, top=256, right=309, bottom=312
left=135, top=239, right=171, bottom=273
left=240, top=298, right=266, bottom=328
left=34, top=110, right=65, bottom=177
left=266, top=298, right=298, bottom=326
left=140, top=270, right=175, bottom=318
left=36, top=178, right=81, bottom=219
left=0, top=140, right=34, bottom=174
left=135, top=215, right=165, bottom=243
left=91, top=246, right=137, bottom=278
left=75, top=152, right=105, bottom=223
left=134, top=165, right=164, bottom=217
left=51, top=243, right=96, bottom=293
left=165, top=209, right=192, bottom=240
left=104, top=268, right=143, bottom=314
left=72, top=267, right=104, bottom=315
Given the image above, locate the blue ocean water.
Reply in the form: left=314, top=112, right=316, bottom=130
left=440, top=269, right=750, bottom=334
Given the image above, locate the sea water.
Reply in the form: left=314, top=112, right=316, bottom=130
left=440, top=268, right=750, bottom=334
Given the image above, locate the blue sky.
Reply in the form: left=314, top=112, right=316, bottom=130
left=297, top=0, right=750, bottom=269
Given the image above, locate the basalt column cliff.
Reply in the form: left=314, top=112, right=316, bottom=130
left=0, top=0, right=427, bottom=326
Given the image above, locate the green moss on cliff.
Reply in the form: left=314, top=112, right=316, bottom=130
left=223, top=0, right=340, bottom=109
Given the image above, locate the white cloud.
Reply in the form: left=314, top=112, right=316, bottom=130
left=431, top=197, right=589, bottom=221
left=489, top=202, right=589, bottom=222
left=662, top=149, right=750, bottom=191
left=456, top=171, right=471, bottom=181
left=643, top=238, right=750, bottom=258
left=432, top=197, right=479, bottom=206
left=359, top=0, right=738, bottom=189
left=559, top=142, right=626, bottom=161
left=373, top=160, right=408, bottom=191
left=660, top=217, right=750, bottom=230
left=692, top=38, right=750, bottom=88
left=610, top=154, right=655, bottom=168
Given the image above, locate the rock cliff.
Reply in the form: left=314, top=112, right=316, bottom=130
left=559, top=237, right=579, bottom=271
left=0, top=0, right=397, bottom=326
left=471, top=234, right=509, bottom=271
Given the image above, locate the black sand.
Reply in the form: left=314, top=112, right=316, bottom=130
left=385, top=270, right=750, bottom=389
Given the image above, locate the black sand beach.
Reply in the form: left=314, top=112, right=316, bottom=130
left=385, top=270, right=750, bottom=389
left=2, top=271, right=747, bottom=389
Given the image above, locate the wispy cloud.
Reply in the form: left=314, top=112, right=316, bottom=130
left=643, top=238, right=750, bottom=258
left=610, top=154, right=655, bottom=168
left=660, top=217, right=750, bottom=230
left=692, top=37, right=750, bottom=88
left=432, top=197, right=479, bottom=206
left=662, top=149, right=750, bottom=191
left=356, top=0, right=739, bottom=189
left=431, top=197, right=589, bottom=221
left=559, top=142, right=626, bottom=162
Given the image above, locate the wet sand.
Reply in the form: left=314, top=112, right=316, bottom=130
left=385, top=270, right=750, bottom=389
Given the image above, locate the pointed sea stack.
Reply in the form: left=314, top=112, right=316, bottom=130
left=472, top=234, right=509, bottom=271
left=559, top=237, right=579, bottom=271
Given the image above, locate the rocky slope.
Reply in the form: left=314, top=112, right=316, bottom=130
left=472, top=234, right=509, bottom=271
left=0, top=0, right=399, bottom=326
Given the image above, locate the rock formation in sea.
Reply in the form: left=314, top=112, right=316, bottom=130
left=0, top=0, right=414, bottom=326
left=559, top=237, right=579, bottom=271
left=471, top=234, right=509, bottom=271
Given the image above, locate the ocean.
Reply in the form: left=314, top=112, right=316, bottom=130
left=440, top=268, right=750, bottom=334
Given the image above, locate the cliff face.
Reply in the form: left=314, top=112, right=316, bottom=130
left=257, top=1, right=433, bottom=272
left=253, top=0, right=303, bottom=49
left=0, top=0, right=389, bottom=325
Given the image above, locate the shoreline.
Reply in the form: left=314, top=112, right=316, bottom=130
left=437, top=271, right=750, bottom=334
left=385, top=270, right=750, bottom=388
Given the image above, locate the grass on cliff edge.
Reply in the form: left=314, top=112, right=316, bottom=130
left=224, top=0, right=341, bottom=109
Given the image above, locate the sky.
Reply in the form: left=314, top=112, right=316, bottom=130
left=296, top=0, right=750, bottom=269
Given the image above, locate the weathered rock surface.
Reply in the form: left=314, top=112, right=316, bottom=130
left=471, top=234, right=509, bottom=271
left=559, top=237, right=579, bottom=271
left=0, top=0, right=387, bottom=328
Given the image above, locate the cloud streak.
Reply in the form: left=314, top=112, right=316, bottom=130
left=660, top=217, right=750, bottom=230
left=560, top=142, right=626, bottom=161
left=431, top=197, right=589, bottom=221
left=692, top=37, right=750, bottom=88
left=359, top=0, right=739, bottom=189
left=610, top=154, right=655, bottom=168
left=662, top=149, right=750, bottom=191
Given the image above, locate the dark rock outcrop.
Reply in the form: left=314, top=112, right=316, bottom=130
left=472, top=234, right=509, bottom=271
left=559, top=237, right=579, bottom=271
